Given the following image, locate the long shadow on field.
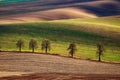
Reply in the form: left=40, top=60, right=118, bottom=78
left=76, top=4, right=120, bottom=16
left=0, top=73, right=120, bottom=80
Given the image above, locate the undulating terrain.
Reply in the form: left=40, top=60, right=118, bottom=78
left=0, top=0, right=120, bottom=23
left=0, top=0, right=120, bottom=61
left=0, top=0, right=120, bottom=79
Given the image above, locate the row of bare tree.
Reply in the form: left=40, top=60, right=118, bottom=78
left=16, top=39, right=50, bottom=53
left=16, top=39, right=105, bottom=62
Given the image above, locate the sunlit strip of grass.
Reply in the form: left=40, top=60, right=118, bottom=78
left=54, top=17, right=120, bottom=27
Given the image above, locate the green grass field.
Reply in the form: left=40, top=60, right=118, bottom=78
left=0, top=17, right=120, bottom=62
left=0, top=0, right=33, bottom=4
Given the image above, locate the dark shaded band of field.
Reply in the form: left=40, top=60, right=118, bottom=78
left=0, top=73, right=120, bottom=80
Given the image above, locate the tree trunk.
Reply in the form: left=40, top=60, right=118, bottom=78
left=19, top=46, right=21, bottom=52
left=71, top=49, right=74, bottom=58
left=71, top=53, right=73, bottom=58
left=45, top=47, right=47, bottom=54
left=32, top=47, right=34, bottom=53
left=98, top=52, right=101, bottom=62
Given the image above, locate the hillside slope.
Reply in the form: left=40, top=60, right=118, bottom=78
left=0, top=0, right=120, bottom=22
left=0, top=8, right=97, bottom=23
left=0, top=17, right=120, bottom=62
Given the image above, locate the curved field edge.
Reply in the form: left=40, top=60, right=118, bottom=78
left=0, top=18, right=120, bottom=62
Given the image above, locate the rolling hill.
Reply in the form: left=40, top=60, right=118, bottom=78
left=0, top=17, right=120, bottom=62
left=0, top=0, right=120, bottom=22
left=0, top=1, right=120, bottom=79
left=0, top=0, right=120, bottom=62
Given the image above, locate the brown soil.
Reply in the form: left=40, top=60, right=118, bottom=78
left=0, top=73, right=120, bottom=80
left=0, top=52, right=120, bottom=80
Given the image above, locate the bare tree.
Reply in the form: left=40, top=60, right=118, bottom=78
left=67, top=43, right=77, bottom=58
left=41, top=40, right=51, bottom=54
left=16, top=39, right=24, bottom=52
left=97, top=42, right=105, bottom=62
left=29, top=39, right=38, bottom=52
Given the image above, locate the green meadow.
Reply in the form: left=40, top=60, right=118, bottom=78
left=0, top=0, right=33, bottom=4
left=0, top=17, right=120, bottom=62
